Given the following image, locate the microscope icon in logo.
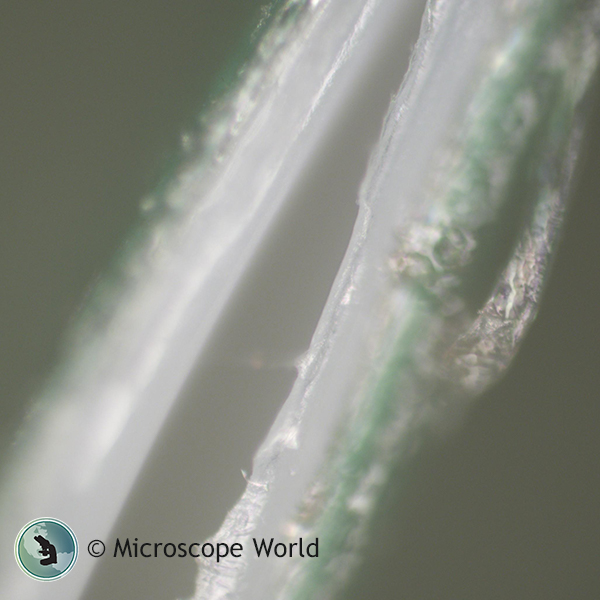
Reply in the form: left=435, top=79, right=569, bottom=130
left=34, top=534, right=58, bottom=566
left=15, top=518, right=78, bottom=581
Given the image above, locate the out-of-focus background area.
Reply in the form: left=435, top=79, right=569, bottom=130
left=1, top=2, right=598, bottom=599
left=0, top=0, right=265, bottom=456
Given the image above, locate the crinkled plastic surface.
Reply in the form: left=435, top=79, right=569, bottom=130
left=194, top=1, right=600, bottom=599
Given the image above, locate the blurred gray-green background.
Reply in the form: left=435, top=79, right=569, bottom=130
left=0, top=1, right=264, bottom=454
left=1, top=2, right=599, bottom=599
